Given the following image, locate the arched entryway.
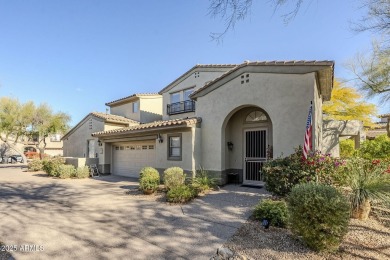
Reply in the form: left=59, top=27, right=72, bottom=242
left=223, top=106, right=273, bottom=186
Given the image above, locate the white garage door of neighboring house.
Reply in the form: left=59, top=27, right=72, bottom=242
left=112, top=141, right=156, bottom=178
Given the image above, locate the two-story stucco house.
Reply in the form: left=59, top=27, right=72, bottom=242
left=90, top=60, right=334, bottom=185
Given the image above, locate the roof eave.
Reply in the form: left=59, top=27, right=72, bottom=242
left=92, top=123, right=197, bottom=138
left=190, top=62, right=335, bottom=101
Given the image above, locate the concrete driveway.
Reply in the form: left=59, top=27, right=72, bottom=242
left=0, top=166, right=269, bottom=260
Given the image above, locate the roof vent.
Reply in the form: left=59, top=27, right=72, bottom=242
left=244, top=60, right=250, bottom=63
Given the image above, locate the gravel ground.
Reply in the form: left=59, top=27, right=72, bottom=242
left=224, top=216, right=390, bottom=260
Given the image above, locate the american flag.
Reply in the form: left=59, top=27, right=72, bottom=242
left=303, top=104, right=313, bottom=159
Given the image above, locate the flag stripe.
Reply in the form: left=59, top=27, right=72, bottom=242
left=303, top=104, right=312, bottom=159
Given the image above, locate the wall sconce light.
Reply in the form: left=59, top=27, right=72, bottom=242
left=157, top=134, right=163, bottom=143
left=227, top=141, right=233, bottom=150
left=97, top=140, right=102, bottom=146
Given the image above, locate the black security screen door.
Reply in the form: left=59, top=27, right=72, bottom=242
left=244, top=129, right=267, bottom=184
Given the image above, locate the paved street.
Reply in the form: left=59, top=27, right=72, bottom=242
left=0, top=166, right=268, bottom=259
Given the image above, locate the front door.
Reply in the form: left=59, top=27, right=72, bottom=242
left=244, top=129, right=267, bottom=185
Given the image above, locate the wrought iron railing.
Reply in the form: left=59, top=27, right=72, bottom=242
left=167, top=100, right=196, bottom=115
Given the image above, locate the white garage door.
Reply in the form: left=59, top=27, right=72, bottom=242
left=112, top=141, right=156, bottom=178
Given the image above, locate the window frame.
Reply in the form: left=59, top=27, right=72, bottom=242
left=167, top=133, right=182, bottom=161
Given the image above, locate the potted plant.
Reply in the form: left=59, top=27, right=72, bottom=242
left=139, top=167, right=160, bottom=195
left=344, top=158, right=390, bottom=220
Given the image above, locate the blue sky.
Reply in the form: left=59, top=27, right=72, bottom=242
left=0, top=0, right=388, bottom=126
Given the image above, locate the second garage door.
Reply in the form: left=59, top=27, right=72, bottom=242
left=112, top=141, right=156, bottom=178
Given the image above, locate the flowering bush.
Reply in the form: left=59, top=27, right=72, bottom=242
left=303, top=151, right=346, bottom=185
left=264, top=147, right=346, bottom=196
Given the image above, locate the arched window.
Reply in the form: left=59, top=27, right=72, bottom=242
left=245, top=110, right=268, bottom=123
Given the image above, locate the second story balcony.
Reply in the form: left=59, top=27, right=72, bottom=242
left=167, top=100, right=196, bottom=115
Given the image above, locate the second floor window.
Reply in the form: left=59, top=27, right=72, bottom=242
left=132, top=102, right=139, bottom=113
left=183, top=88, right=194, bottom=101
left=168, top=88, right=195, bottom=115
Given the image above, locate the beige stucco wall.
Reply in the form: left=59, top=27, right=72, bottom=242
left=63, top=117, right=105, bottom=158
left=154, top=127, right=200, bottom=174
left=195, top=72, right=318, bottom=172
left=162, top=70, right=229, bottom=120
left=110, top=102, right=141, bottom=122
left=140, top=96, right=163, bottom=123
left=109, top=96, right=162, bottom=123
left=322, top=120, right=365, bottom=157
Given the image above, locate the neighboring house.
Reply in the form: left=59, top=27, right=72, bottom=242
left=367, top=113, right=390, bottom=139
left=62, top=112, right=139, bottom=172
left=322, top=120, right=365, bottom=157
left=91, top=61, right=336, bottom=185
left=106, top=93, right=163, bottom=123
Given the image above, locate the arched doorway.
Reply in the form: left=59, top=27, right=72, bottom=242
left=223, top=106, right=272, bottom=185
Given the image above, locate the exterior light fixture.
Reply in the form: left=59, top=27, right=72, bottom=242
left=227, top=142, right=233, bottom=150
left=157, top=134, right=163, bottom=143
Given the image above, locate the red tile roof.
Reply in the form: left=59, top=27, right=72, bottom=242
left=190, top=60, right=335, bottom=99
left=379, top=113, right=390, bottom=118
left=105, top=93, right=160, bottom=106
left=90, top=112, right=139, bottom=124
left=158, top=64, right=237, bottom=94
left=92, top=117, right=201, bottom=137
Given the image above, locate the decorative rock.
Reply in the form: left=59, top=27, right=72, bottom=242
left=217, top=247, right=234, bottom=259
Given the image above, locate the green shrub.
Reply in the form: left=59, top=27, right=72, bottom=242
left=57, top=164, right=76, bottom=179
left=166, top=184, right=197, bottom=203
left=287, top=183, right=350, bottom=252
left=264, top=147, right=346, bottom=196
left=27, top=159, right=43, bottom=171
left=140, top=167, right=160, bottom=180
left=358, top=135, right=390, bottom=159
left=253, top=199, right=289, bottom=228
left=164, top=167, right=185, bottom=190
left=42, top=157, right=65, bottom=177
left=263, top=147, right=310, bottom=196
left=139, top=167, right=160, bottom=192
left=343, top=158, right=390, bottom=219
left=191, top=167, right=218, bottom=193
left=75, top=166, right=90, bottom=179
left=339, top=139, right=356, bottom=158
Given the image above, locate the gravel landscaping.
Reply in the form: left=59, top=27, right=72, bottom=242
left=221, top=216, right=390, bottom=260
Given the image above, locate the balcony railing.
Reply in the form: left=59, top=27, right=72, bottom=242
left=167, top=100, right=196, bottom=115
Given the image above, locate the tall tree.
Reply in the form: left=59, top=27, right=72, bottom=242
left=27, top=103, right=70, bottom=158
left=322, top=80, right=377, bottom=128
left=0, top=97, right=71, bottom=159
left=0, top=97, right=36, bottom=159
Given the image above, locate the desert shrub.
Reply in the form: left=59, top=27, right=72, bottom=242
left=164, top=167, right=185, bottom=190
left=42, top=157, right=65, bottom=177
left=27, top=159, right=43, bottom=171
left=264, top=147, right=345, bottom=196
left=303, top=151, right=346, bottom=185
left=339, top=139, right=356, bottom=158
left=253, top=199, right=289, bottom=228
left=287, top=183, right=350, bottom=252
left=343, top=157, right=390, bottom=219
left=191, top=167, right=218, bottom=193
left=263, top=147, right=309, bottom=196
left=57, top=164, right=76, bottom=179
left=75, top=166, right=90, bottom=179
left=358, top=134, right=390, bottom=159
left=140, top=167, right=160, bottom=180
left=139, top=167, right=160, bottom=192
left=166, top=184, right=197, bottom=203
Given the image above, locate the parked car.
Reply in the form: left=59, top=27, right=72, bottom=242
left=0, top=155, right=23, bottom=164
left=9, top=155, right=23, bottom=163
